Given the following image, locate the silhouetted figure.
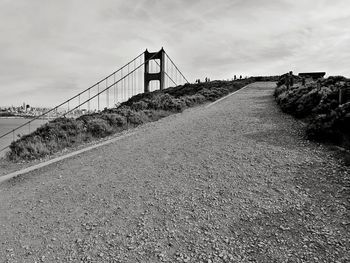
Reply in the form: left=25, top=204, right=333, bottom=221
left=239, top=75, right=242, bottom=79
left=285, top=73, right=290, bottom=88
left=234, top=75, right=237, bottom=80
left=289, top=71, right=294, bottom=86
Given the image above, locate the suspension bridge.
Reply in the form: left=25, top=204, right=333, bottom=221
left=0, top=48, right=189, bottom=155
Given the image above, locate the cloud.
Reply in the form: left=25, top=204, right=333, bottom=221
left=0, top=0, right=349, bottom=106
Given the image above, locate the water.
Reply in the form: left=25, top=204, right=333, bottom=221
left=0, top=118, right=46, bottom=157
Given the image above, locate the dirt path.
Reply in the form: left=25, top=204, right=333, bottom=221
left=0, top=82, right=349, bottom=263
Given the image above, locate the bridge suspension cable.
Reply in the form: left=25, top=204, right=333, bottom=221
left=164, top=51, right=189, bottom=83
left=0, top=48, right=188, bottom=154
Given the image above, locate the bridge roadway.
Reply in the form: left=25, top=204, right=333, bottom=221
left=0, top=82, right=349, bottom=262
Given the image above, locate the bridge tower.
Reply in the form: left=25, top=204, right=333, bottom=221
left=144, top=48, right=165, bottom=93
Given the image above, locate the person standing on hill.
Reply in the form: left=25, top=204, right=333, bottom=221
left=285, top=73, right=290, bottom=88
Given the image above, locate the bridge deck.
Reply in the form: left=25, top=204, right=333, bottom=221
left=0, top=82, right=349, bottom=262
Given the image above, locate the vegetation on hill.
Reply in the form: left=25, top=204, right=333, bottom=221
left=274, top=75, right=350, bottom=149
left=8, top=79, right=256, bottom=161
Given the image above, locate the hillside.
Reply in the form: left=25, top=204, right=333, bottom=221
left=8, top=79, right=255, bottom=161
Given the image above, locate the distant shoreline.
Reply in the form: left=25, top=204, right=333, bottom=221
left=0, top=116, right=34, bottom=119
left=0, top=116, right=54, bottom=120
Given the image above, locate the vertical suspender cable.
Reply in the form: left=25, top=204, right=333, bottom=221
left=150, top=61, right=152, bottom=91
left=106, top=78, right=109, bottom=109
left=134, top=60, right=136, bottom=96
left=88, top=89, right=90, bottom=112
left=140, top=56, right=143, bottom=94
left=134, top=60, right=136, bottom=95
left=98, top=83, right=100, bottom=111
left=127, top=64, right=130, bottom=99
left=121, top=69, right=124, bottom=102
left=175, top=67, right=178, bottom=85
left=166, top=57, right=169, bottom=88
left=113, top=73, right=116, bottom=106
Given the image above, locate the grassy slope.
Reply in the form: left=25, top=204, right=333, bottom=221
left=8, top=79, right=256, bottom=161
left=274, top=75, right=350, bottom=149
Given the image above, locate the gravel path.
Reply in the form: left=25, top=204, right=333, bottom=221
left=0, top=82, right=349, bottom=263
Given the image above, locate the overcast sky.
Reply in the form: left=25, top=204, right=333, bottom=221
left=0, top=0, right=349, bottom=107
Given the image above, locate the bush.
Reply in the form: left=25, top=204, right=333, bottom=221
left=99, top=113, right=127, bottom=127
left=147, top=93, right=186, bottom=112
left=181, top=94, right=206, bottom=107
left=274, top=85, right=287, bottom=98
left=312, top=86, right=339, bottom=114
left=113, top=106, right=149, bottom=125
left=198, top=88, right=222, bottom=101
left=307, top=102, right=350, bottom=146
left=294, top=89, right=322, bottom=117
left=274, top=75, right=350, bottom=149
left=9, top=136, right=50, bottom=160
left=141, top=110, right=171, bottom=122
left=130, top=101, right=149, bottom=111
left=275, top=85, right=310, bottom=114
left=86, top=119, right=113, bottom=137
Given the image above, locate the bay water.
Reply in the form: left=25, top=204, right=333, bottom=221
left=0, top=118, right=46, bottom=157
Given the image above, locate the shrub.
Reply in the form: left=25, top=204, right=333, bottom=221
left=274, top=85, right=287, bottom=97
left=112, top=106, right=148, bottom=125
left=275, top=85, right=310, bottom=114
left=130, top=101, right=149, bottom=111
left=198, top=88, right=223, bottom=101
left=142, top=110, right=172, bottom=122
left=181, top=94, right=206, bottom=107
left=9, top=136, right=50, bottom=160
left=148, top=93, right=186, bottom=112
left=86, top=119, right=113, bottom=137
left=312, top=86, right=339, bottom=114
left=100, top=113, right=128, bottom=127
left=307, top=102, right=350, bottom=145
left=294, top=89, right=322, bottom=117
left=275, top=75, right=350, bottom=149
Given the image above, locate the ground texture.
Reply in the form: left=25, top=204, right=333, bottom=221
left=0, top=82, right=349, bottom=263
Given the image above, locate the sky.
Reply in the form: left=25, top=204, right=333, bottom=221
left=0, top=0, right=349, bottom=107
